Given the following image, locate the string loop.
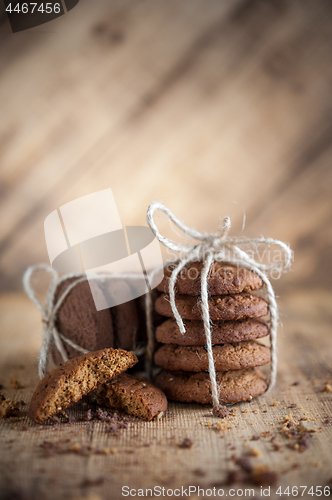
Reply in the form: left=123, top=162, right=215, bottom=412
left=146, top=201, right=293, bottom=403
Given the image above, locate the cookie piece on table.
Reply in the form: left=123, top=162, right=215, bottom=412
left=91, top=373, right=167, bottom=421
left=154, top=342, right=271, bottom=372
left=157, top=262, right=263, bottom=295
left=156, top=318, right=269, bottom=345
left=52, top=278, right=114, bottom=365
left=28, top=348, right=137, bottom=423
left=155, top=293, right=268, bottom=321
left=155, top=368, right=267, bottom=404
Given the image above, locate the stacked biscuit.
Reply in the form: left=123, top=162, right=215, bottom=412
left=154, top=262, right=271, bottom=405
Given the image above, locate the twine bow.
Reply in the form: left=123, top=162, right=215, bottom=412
left=147, top=202, right=293, bottom=406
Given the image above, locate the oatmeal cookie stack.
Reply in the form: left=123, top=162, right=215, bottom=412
left=154, top=262, right=271, bottom=404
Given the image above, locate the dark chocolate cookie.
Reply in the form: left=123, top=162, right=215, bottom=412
left=52, top=278, right=114, bottom=365
left=154, top=342, right=271, bottom=372
left=109, top=281, right=139, bottom=351
left=91, top=373, right=167, bottom=421
left=155, top=368, right=267, bottom=404
left=155, top=293, right=268, bottom=321
left=157, top=261, right=263, bottom=295
left=156, top=318, right=269, bottom=345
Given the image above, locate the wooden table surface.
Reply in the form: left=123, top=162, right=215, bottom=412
left=1, top=0, right=332, bottom=498
left=0, top=289, right=331, bottom=500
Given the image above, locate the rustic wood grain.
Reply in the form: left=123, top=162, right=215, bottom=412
left=1, top=2, right=332, bottom=496
left=0, top=290, right=331, bottom=499
left=0, top=0, right=332, bottom=292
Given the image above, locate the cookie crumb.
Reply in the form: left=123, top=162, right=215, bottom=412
left=216, top=421, right=227, bottom=431
left=298, top=421, right=316, bottom=433
left=84, top=409, right=93, bottom=421
left=324, top=383, right=332, bottom=393
left=213, top=405, right=230, bottom=418
left=179, top=438, right=193, bottom=449
left=251, top=465, right=278, bottom=485
left=273, top=401, right=279, bottom=406
left=249, top=447, right=261, bottom=457
left=0, top=394, right=20, bottom=418
left=193, top=468, right=206, bottom=477
left=10, top=377, right=23, bottom=389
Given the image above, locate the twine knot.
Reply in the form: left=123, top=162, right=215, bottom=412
left=146, top=201, right=293, bottom=407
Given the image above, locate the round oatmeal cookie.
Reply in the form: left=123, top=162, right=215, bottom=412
left=154, top=342, right=271, bottom=372
left=157, top=261, right=263, bottom=295
left=155, top=368, right=267, bottom=404
left=155, top=318, right=269, bottom=345
left=155, top=293, right=268, bottom=321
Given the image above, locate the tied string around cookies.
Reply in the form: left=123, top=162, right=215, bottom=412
left=23, top=264, right=148, bottom=379
left=146, top=202, right=293, bottom=406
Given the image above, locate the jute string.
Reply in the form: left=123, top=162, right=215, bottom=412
left=146, top=202, right=293, bottom=405
left=23, top=265, right=149, bottom=379
left=23, top=202, right=292, bottom=406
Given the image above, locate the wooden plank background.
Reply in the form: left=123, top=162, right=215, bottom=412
left=0, top=0, right=332, bottom=498
left=0, top=0, right=332, bottom=293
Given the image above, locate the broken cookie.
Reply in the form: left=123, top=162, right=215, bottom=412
left=91, top=373, right=167, bottom=421
left=28, top=348, right=137, bottom=423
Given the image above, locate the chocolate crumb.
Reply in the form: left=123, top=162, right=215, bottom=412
left=213, top=405, right=230, bottom=418
left=225, top=469, right=247, bottom=485
left=40, top=441, right=59, bottom=458
left=84, top=409, right=93, bottom=421
left=251, top=466, right=278, bottom=486
left=298, top=432, right=311, bottom=452
left=82, top=477, right=105, bottom=487
left=292, top=381, right=301, bottom=386
left=49, top=416, right=61, bottom=425
left=179, top=438, right=193, bottom=449
left=193, top=468, right=206, bottom=477
left=234, top=457, right=253, bottom=473
left=251, top=435, right=260, bottom=441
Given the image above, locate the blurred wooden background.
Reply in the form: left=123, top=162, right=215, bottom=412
left=1, top=0, right=332, bottom=294
left=1, top=3, right=332, bottom=498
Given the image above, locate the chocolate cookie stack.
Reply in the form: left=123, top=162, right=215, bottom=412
left=51, top=278, right=142, bottom=366
left=154, top=262, right=271, bottom=405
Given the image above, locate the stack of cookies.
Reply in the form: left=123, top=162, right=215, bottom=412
left=154, top=262, right=271, bottom=405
